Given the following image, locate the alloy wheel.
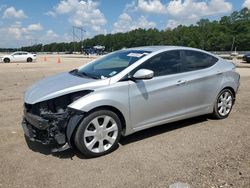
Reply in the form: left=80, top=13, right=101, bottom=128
left=217, top=91, right=233, bottom=117
left=83, top=115, right=118, bottom=153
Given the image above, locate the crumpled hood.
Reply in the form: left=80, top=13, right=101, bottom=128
left=24, top=72, right=109, bottom=104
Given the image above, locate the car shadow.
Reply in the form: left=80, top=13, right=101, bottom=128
left=119, top=115, right=208, bottom=145
left=24, top=115, right=209, bottom=159
left=0, top=61, right=37, bottom=64
left=24, top=137, right=120, bottom=159
left=24, top=136, right=78, bottom=159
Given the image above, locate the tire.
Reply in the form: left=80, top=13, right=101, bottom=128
left=3, top=58, right=10, bottom=63
left=27, top=58, right=33, bottom=62
left=212, top=89, right=234, bottom=119
left=74, top=109, right=122, bottom=157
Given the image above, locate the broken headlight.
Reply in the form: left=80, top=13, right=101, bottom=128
left=25, top=90, right=93, bottom=116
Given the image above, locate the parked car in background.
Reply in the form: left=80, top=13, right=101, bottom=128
left=22, top=46, right=240, bottom=157
left=243, top=53, right=250, bottom=63
left=1, top=51, right=37, bottom=63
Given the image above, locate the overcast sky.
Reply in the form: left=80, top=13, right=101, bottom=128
left=0, top=0, right=249, bottom=48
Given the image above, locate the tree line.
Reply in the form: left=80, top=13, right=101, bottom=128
left=5, top=8, right=250, bottom=53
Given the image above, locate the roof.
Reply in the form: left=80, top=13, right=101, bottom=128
left=12, top=51, right=29, bottom=53
left=119, top=45, right=219, bottom=58
left=123, top=46, right=199, bottom=52
left=120, top=45, right=219, bottom=59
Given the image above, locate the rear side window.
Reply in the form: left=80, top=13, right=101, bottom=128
left=183, top=50, right=218, bottom=72
left=135, top=50, right=182, bottom=77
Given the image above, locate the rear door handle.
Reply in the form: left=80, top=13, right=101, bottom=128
left=177, top=80, right=186, bottom=85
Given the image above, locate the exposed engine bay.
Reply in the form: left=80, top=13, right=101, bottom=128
left=22, top=90, right=91, bottom=150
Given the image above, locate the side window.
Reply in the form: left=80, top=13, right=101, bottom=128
left=183, top=50, right=218, bottom=72
left=135, top=50, right=181, bottom=77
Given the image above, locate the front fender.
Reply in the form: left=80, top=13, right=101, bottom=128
left=3, top=56, right=12, bottom=60
left=69, top=92, right=129, bottom=118
left=68, top=83, right=131, bottom=135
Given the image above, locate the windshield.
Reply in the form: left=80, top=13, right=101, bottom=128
left=71, top=50, right=151, bottom=79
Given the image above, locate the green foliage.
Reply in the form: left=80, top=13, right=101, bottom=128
left=6, top=8, right=250, bottom=52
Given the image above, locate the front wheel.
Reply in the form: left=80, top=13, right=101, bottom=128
left=3, top=58, right=10, bottom=63
left=74, top=110, right=122, bottom=157
left=212, top=89, right=234, bottom=119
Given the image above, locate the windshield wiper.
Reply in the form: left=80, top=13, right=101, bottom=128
left=80, top=71, right=99, bottom=79
left=70, top=69, right=99, bottom=79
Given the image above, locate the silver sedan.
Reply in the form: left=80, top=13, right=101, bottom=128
left=22, top=46, right=240, bottom=157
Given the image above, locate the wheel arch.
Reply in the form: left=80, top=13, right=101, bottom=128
left=87, top=105, right=127, bottom=135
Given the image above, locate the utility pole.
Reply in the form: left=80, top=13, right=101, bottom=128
left=72, top=26, right=86, bottom=53
left=231, top=36, right=236, bottom=52
left=73, top=26, right=75, bottom=52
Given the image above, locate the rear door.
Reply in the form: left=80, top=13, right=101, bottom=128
left=21, top=52, right=28, bottom=61
left=179, top=50, right=222, bottom=113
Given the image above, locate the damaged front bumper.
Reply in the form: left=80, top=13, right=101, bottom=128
left=22, top=106, right=84, bottom=152
left=22, top=106, right=69, bottom=145
left=22, top=90, right=91, bottom=152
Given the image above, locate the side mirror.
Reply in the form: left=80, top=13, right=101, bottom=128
left=133, top=69, right=154, bottom=80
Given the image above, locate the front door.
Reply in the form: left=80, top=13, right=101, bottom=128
left=128, top=50, right=189, bottom=130
left=12, top=52, right=23, bottom=62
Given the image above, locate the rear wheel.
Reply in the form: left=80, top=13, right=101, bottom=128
left=212, top=89, right=234, bottom=119
left=3, top=58, right=10, bottom=63
left=74, top=110, right=121, bottom=157
left=27, top=58, right=33, bottom=62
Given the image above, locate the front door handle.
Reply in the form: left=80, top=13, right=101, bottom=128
left=177, top=80, right=186, bottom=85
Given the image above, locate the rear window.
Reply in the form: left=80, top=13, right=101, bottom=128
left=183, top=50, right=218, bottom=72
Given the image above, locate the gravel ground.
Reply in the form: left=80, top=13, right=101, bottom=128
left=0, top=55, right=249, bottom=188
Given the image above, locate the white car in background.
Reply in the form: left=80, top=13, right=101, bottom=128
left=1, top=51, right=37, bottom=63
